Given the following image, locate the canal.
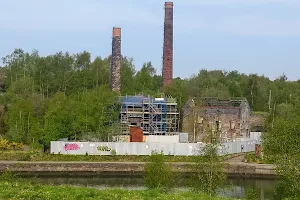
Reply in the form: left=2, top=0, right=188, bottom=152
left=20, top=175, right=277, bottom=199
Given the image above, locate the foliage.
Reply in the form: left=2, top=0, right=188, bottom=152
left=245, top=188, right=260, bottom=200
left=262, top=103, right=300, bottom=199
left=1, top=48, right=300, bottom=146
left=0, top=178, right=235, bottom=200
left=273, top=155, right=300, bottom=200
left=244, top=152, right=267, bottom=164
left=0, top=139, right=24, bottom=150
left=110, top=149, right=117, bottom=156
left=144, top=151, right=174, bottom=190
left=262, top=116, right=300, bottom=163
left=0, top=151, right=196, bottom=162
left=189, top=143, right=227, bottom=196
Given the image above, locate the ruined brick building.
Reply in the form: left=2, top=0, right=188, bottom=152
left=182, top=97, right=250, bottom=142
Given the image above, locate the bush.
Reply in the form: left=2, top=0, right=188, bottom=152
left=273, top=156, right=300, bottom=200
left=29, top=142, right=44, bottom=152
left=111, top=149, right=117, bottom=156
left=245, top=188, right=260, bottom=200
left=0, top=139, right=24, bottom=150
left=189, top=144, right=227, bottom=196
left=144, top=151, right=174, bottom=190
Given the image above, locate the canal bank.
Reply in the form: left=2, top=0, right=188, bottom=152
left=0, top=161, right=276, bottom=179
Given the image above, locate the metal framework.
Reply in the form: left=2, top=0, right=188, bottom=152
left=120, top=95, right=179, bottom=135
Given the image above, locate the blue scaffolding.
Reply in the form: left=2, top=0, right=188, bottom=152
left=119, top=95, right=178, bottom=135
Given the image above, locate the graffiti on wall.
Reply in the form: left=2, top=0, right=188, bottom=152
left=64, top=143, right=80, bottom=151
left=97, top=146, right=112, bottom=152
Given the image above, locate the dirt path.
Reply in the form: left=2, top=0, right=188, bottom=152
left=227, top=155, right=245, bottom=163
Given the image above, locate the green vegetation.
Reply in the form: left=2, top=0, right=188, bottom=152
left=245, top=188, right=260, bottom=200
left=144, top=151, right=174, bottom=190
left=0, top=150, right=241, bottom=162
left=0, top=139, right=24, bottom=150
left=0, top=173, right=235, bottom=200
left=262, top=101, right=300, bottom=199
left=0, top=49, right=299, bottom=147
left=1, top=48, right=300, bottom=199
left=0, top=182, right=235, bottom=200
left=244, top=152, right=267, bottom=164
left=189, top=144, right=227, bottom=196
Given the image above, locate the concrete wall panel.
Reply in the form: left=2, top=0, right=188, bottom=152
left=51, top=139, right=260, bottom=156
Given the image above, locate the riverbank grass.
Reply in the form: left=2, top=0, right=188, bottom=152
left=0, top=150, right=242, bottom=162
left=0, top=180, right=237, bottom=200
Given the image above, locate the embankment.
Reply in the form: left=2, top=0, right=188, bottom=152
left=0, top=161, right=276, bottom=179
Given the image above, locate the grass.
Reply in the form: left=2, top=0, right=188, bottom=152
left=0, top=179, right=238, bottom=200
left=0, top=150, right=242, bottom=162
left=244, top=152, right=274, bottom=164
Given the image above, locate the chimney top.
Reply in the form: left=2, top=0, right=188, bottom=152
left=113, top=27, right=121, bottom=37
left=165, top=2, right=173, bottom=8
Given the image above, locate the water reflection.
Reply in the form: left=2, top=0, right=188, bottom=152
left=22, top=176, right=277, bottom=199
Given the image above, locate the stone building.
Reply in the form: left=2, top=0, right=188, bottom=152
left=182, top=97, right=251, bottom=142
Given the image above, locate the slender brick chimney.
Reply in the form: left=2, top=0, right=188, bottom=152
left=111, top=27, right=122, bottom=94
left=162, top=2, right=174, bottom=87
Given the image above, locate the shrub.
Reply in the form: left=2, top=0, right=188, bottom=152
left=29, top=142, right=44, bottom=152
left=189, top=143, right=227, bottom=196
left=111, top=149, right=117, bottom=156
left=0, top=139, right=24, bottom=150
left=245, top=188, right=260, bottom=200
left=144, top=151, right=174, bottom=190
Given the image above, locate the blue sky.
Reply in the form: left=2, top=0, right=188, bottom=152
left=0, top=0, right=300, bottom=80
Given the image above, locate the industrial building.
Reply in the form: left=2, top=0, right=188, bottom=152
left=109, top=2, right=177, bottom=139
left=108, top=1, right=253, bottom=144
left=183, top=97, right=251, bottom=142
left=119, top=95, right=179, bottom=135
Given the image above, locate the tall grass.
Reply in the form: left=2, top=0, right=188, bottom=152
left=0, top=180, right=235, bottom=200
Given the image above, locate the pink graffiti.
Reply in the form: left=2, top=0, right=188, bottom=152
left=64, top=143, right=80, bottom=151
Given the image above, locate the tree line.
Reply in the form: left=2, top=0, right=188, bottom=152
left=0, top=48, right=300, bottom=146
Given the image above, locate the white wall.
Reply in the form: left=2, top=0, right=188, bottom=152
left=51, top=139, right=260, bottom=156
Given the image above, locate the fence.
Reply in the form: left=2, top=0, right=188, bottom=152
left=51, top=139, right=259, bottom=156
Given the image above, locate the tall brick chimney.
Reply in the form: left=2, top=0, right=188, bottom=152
left=111, top=27, right=122, bottom=94
left=162, top=2, right=174, bottom=88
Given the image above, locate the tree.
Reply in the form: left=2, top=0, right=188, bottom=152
left=263, top=105, right=300, bottom=199
left=0, top=104, right=8, bottom=137
left=163, top=77, right=189, bottom=109
left=189, top=142, right=227, bottom=196
left=134, top=62, right=160, bottom=93
left=121, top=57, right=136, bottom=95
left=273, top=155, right=300, bottom=200
left=43, top=92, right=74, bottom=146
left=7, top=98, right=34, bottom=143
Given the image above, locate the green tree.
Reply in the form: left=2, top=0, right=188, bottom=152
left=121, top=57, right=136, bottom=95
left=43, top=92, right=74, bottom=146
left=7, top=98, right=34, bottom=143
left=190, top=143, right=227, bottom=196
left=263, top=105, right=300, bottom=199
left=163, top=77, right=189, bottom=109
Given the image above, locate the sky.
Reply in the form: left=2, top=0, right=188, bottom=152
left=0, top=0, right=300, bottom=80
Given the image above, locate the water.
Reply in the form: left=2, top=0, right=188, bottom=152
left=20, top=175, right=277, bottom=199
